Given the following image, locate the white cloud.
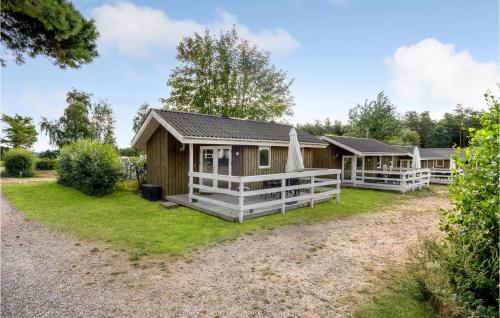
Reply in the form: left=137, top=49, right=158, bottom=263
left=386, top=38, right=498, bottom=115
left=92, top=3, right=300, bottom=57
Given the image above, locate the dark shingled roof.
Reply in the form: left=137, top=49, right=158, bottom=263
left=419, top=148, right=465, bottom=159
left=153, top=109, right=326, bottom=144
left=392, top=145, right=415, bottom=153
left=324, top=136, right=409, bottom=154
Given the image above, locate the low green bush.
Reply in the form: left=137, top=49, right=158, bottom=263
left=3, top=148, right=36, bottom=177
left=38, top=149, right=59, bottom=159
left=35, top=158, right=56, bottom=170
left=129, top=156, right=146, bottom=188
left=56, top=140, right=123, bottom=196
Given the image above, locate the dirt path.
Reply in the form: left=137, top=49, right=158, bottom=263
left=1, top=189, right=450, bottom=318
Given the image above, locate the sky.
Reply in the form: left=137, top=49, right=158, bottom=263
left=1, top=0, right=498, bottom=151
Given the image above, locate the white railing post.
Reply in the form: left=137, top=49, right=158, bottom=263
left=412, top=170, right=416, bottom=191
left=401, top=171, right=407, bottom=193
left=188, top=143, right=194, bottom=202
left=336, top=172, right=341, bottom=203
left=361, top=158, right=365, bottom=183
left=281, top=178, right=286, bottom=214
left=238, top=180, right=244, bottom=224
left=310, top=176, right=315, bottom=208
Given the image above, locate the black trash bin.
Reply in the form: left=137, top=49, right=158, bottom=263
left=141, top=184, right=162, bottom=201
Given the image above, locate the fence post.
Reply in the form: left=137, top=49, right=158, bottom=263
left=188, top=143, right=194, bottom=203
left=336, top=172, right=341, bottom=203
left=310, top=175, right=315, bottom=208
left=401, top=172, right=407, bottom=193
left=281, top=178, right=286, bottom=214
left=238, top=180, right=244, bottom=224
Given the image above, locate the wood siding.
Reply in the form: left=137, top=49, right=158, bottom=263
left=421, top=159, right=450, bottom=169
left=145, top=126, right=321, bottom=196
left=146, top=127, right=189, bottom=197
left=238, top=146, right=314, bottom=176
left=146, top=127, right=168, bottom=195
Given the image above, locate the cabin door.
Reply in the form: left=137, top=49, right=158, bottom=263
left=342, top=156, right=355, bottom=183
left=200, top=146, right=232, bottom=189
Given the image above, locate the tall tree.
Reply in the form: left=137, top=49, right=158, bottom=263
left=426, top=106, right=482, bottom=148
left=297, top=118, right=345, bottom=136
left=132, top=103, right=151, bottom=134
left=347, top=91, right=401, bottom=141
left=387, top=128, right=420, bottom=146
left=402, top=111, right=436, bottom=147
left=1, top=0, right=98, bottom=67
left=92, top=100, right=116, bottom=146
left=40, top=89, right=116, bottom=148
left=162, top=28, right=294, bottom=121
left=1, top=114, right=37, bottom=148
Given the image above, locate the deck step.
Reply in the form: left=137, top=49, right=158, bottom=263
left=161, top=201, right=180, bottom=209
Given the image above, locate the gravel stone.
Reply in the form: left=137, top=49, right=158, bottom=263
left=1, top=189, right=450, bottom=317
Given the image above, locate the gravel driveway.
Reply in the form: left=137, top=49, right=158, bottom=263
left=1, top=189, right=450, bottom=318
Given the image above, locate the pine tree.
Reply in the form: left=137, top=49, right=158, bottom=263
left=1, top=0, right=98, bottom=68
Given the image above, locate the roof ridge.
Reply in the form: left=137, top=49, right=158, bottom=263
left=152, top=108, right=293, bottom=127
left=330, top=135, right=388, bottom=142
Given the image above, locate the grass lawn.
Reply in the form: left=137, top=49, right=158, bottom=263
left=2, top=182, right=424, bottom=256
left=353, top=270, right=438, bottom=318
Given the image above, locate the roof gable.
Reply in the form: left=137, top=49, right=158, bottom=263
left=322, top=136, right=410, bottom=155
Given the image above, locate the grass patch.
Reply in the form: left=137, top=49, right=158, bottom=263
left=2, top=182, right=424, bottom=256
left=353, top=238, right=476, bottom=318
left=354, top=271, right=438, bottom=318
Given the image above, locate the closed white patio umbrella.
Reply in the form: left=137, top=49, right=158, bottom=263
left=450, top=157, right=456, bottom=170
left=285, top=128, right=304, bottom=173
left=411, top=146, right=421, bottom=169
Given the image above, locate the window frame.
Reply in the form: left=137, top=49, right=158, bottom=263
left=258, top=146, right=271, bottom=169
left=435, top=159, right=445, bottom=168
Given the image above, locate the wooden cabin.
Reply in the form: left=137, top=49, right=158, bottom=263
left=132, top=110, right=341, bottom=222
left=419, top=148, right=464, bottom=184
left=132, top=109, right=329, bottom=196
left=314, top=136, right=430, bottom=192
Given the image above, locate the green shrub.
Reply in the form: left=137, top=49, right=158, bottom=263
left=3, top=148, right=36, bottom=177
left=38, top=149, right=59, bottom=159
left=56, top=140, right=123, bottom=196
left=35, top=158, right=56, bottom=170
left=443, top=92, right=499, bottom=315
left=129, top=156, right=146, bottom=188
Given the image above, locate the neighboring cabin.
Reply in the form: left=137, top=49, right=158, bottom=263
left=314, top=135, right=461, bottom=185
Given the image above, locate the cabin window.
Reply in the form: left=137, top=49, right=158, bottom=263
left=436, top=159, right=444, bottom=168
left=399, top=159, right=411, bottom=169
left=259, top=147, right=271, bottom=168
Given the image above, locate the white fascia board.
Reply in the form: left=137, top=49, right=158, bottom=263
left=131, top=112, right=154, bottom=147
left=131, top=111, right=186, bottom=147
left=361, top=152, right=411, bottom=156
left=182, top=137, right=327, bottom=148
left=320, top=136, right=363, bottom=155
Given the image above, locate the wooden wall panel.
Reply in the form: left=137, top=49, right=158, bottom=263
left=241, top=146, right=314, bottom=176
left=146, top=131, right=323, bottom=196
left=146, top=127, right=168, bottom=196
left=166, top=132, right=189, bottom=196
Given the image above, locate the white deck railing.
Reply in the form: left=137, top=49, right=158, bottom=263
left=188, top=169, right=341, bottom=223
left=429, top=169, right=453, bottom=184
left=351, top=168, right=431, bottom=192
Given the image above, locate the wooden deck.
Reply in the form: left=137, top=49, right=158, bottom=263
left=166, top=191, right=334, bottom=222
